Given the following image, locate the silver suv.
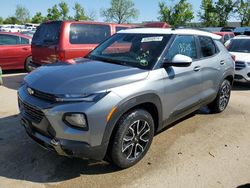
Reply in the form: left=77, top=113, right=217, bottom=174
left=18, top=28, right=234, bottom=168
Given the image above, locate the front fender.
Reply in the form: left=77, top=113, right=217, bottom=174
left=101, top=93, right=163, bottom=145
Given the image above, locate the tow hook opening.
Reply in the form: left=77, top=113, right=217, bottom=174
left=51, top=139, right=59, bottom=146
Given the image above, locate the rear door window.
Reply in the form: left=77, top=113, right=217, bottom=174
left=20, top=37, right=29, bottom=44
left=0, top=34, right=19, bottom=45
left=70, top=24, right=111, bottom=44
left=198, top=36, right=217, bottom=57
left=32, top=21, right=62, bottom=45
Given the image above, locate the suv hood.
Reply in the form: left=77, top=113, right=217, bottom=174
left=25, top=58, right=149, bottom=94
left=230, top=52, right=250, bottom=62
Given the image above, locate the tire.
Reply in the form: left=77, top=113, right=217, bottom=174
left=208, top=79, right=231, bottom=113
left=110, top=109, right=154, bottom=168
left=25, top=56, right=32, bottom=72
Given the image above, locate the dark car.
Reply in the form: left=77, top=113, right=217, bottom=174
left=221, top=27, right=235, bottom=32
left=234, top=27, right=250, bottom=36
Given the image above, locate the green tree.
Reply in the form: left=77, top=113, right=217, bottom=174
left=101, top=0, right=139, bottom=23
left=73, top=3, right=89, bottom=20
left=47, top=5, right=61, bottom=20
left=31, top=12, right=44, bottom=23
left=235, top=0, right=250, bottom=26
left=198, top=0, right=218, bottom=26
left=215, top=0, right=237, bottom=27
left=158, top=0, right=194, bottom=27
left=0, top=17, right=3, bottom=24
left=59, top=1, right=69, bottom=20
left=67, top=16, right=74, bottom=20
left=15, top=5, right=30, bottom=24
left=87, top=10, right=97, bottom=21
left=3, top=16, right=20, bottom=24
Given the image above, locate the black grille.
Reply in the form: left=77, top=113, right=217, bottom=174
left=235, top=61, right=246, bottom=71
left=32, top=89, right=56, bottom=102
left=234, top=74, right=244, bottom=80
left=19, top=98, right=44, bottom=123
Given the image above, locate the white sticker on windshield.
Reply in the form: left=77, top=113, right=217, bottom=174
left=141, top=36, right=163, bottom=43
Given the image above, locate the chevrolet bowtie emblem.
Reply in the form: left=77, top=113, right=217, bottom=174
left=27, top=87, right=34, bottom=95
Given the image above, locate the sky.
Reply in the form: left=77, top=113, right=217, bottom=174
left=0, top=0, right=201, bottom=22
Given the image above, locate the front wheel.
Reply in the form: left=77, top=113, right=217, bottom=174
left=208, top=79, right=231, bottom=113
left=110, top=109, right=155, bottom=168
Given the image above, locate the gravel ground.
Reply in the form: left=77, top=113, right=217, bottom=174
left=0, top=72, right=250, bottom=188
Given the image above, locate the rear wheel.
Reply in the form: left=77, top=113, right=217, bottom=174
left=208, top=79, right=231, bottom=113
left=110, top=109, right=154, bottom=168
left=25, top=56, right=32, bottom=72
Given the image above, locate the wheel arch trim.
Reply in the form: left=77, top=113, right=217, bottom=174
left=101, top=93, right=163, bottom=146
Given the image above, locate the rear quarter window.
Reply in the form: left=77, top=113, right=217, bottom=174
left=70, top=24, right=111, bottom=44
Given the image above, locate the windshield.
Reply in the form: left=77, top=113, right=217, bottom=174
left=228, top=39, right=250, bottom=53
left=32, top=21, right=61, bottom=45
left=88, top=33, right=172, bottom=70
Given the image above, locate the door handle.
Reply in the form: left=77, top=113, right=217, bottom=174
left=193, top=66, right=201, bottom=72
left=220, top=60, right=226, bottom=65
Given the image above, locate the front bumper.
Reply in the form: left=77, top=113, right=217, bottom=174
left=20, top=116, right=108, bottom=159
left=18, top=85, right=121, bottom=160
left=234, top=68, right=250, bottom=83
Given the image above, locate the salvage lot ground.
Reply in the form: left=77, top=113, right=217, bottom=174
left=0, top=72, right=250, bottom=188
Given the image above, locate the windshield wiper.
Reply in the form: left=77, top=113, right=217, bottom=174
left=88, top=55, right=130, bottom=66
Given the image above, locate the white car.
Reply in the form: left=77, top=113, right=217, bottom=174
left=228, top=36, right=250, bottom=83
left=0, top=25, right=20, bottom=32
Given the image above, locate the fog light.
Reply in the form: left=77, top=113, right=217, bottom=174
left=63, top=113, right=88, bottom=130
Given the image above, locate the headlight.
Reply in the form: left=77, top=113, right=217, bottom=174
left=63, top=113, right=88, bottom=130
left=55, top=92, right=109, bottom=102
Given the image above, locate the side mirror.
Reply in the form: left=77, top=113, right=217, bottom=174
left=163, top=54, right=192, bottom=67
